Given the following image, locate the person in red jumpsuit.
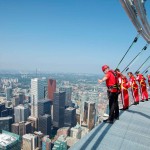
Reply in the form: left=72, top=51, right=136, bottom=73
left=120, top=75, right=130, bottom=109
left=147, top=74, right=150, bottom=87
left=127, top=72, right=139, bottom=105
left=98, top=65, right=119, bottom=123
left=115, top=69, right=129, bottom=110
left=135, top=72, right=148, bottom=101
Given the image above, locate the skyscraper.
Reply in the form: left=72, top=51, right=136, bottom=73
left=38, top=99, right=51, bottom=117
left=6, top=87, right=12, bottom=101
left=0, top=117, right=13, bottom=132
left=22, top=134, right=37, bottom=150
left=64, top=107, right=76, bottom=127
left=27, top=116, right=38, bottom=133
left=14, top=105, right=29, bottom=123
left=83, top=101, right=96, bottom=130
left=47, top=79, right=56, bottom=101
left=31, top=78, right=45, bottom=118
left=59, top=86, right=72, bottom=107
left=38, top=114, right=51, bottom=136
left=11, top=122, right=31, bottom=136
left=53, top=92, right=65, bottom=128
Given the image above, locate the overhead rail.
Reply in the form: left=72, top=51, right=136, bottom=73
left=120, top=0, right=150, bottom=43
left=134, top=0, right=150, bottom=36
left=121, top=44, right=148, bottom=73
left=116, top=33, right=140, bottom=69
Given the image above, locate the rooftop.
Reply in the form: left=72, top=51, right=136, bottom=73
left=69, top=99, right=150, bottom=150
left=0, top=133, right=17, bottom=147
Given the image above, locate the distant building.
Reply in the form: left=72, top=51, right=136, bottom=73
left=27, top=116, right=38, bottom=133
left=52, top=135, right=67, bottom=150
left=6, top=87, right=12, bottom=101
left=22, top=134, right=38, bottom=150
left=14, top=105, right=29, bottom=123
left=42, top=135, right=51, bottom=150
left=0, top=117, right=13, bottom=133
left=31, top=78, right=45, bottom=118
left=11, top=122, right=31, bottom=136
left=38, top=99, right=51, bottom=117
left=47, top=79, right=56, bottom=101
left=64, top=107, right=76, bottom=127
left=38, top=114, right=51, bottom=136
left=70, top=124, right=82, bottom=139
left=83, top=101, right=96, bottom=130
left=18, top=92, right=25, bottom=104
left=0, top=103, right=5, bottom=117
left=12, top=97, right=20, bottom=107
left=59, top=86, right=72, bottom=107
left=34, top=131, right=44, bottom=149
left=1, top=107, right=13, bottom=117
left=57, top=127, right=70, bottom=137
left=0, top=130, right=21, bottom=150
left=53, top=92, right=65, bottom=128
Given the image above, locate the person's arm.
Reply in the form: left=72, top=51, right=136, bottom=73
left=98, top=76, right=108, bottom=84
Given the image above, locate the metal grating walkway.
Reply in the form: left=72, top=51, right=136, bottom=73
left=69, top=100, right=150, bottom=150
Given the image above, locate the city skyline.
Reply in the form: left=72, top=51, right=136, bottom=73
left=0, top=1, right=150, bottom=74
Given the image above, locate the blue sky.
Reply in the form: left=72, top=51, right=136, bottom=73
left=0, top=0, right=149, bottom=74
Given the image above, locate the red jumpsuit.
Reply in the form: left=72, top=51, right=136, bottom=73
left=120, top=77, right=129, bottom=109
left=136, top=74, right=148, bottom=101
left=129, top=75, right=139, bottom=104
left=148, top=75, right=150, bottom=87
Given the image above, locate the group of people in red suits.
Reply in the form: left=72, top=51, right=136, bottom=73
left=116, top=69, right=150, bottom=110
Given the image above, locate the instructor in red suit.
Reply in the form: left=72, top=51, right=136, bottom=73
left=98, top=65, right=119, bottom=124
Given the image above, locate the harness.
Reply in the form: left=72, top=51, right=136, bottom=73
left=107, top=70, right=120, bottom=93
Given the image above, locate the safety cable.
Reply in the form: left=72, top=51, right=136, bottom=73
left=121, top=44, right=149, bottom=73
left=142, top=65, right=150, bottom=74
left=116, top=33, right=140, bottom=69
left=135, top=55, right=150, bottom=73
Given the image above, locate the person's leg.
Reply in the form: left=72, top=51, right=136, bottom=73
left=114, top=93, right=119, bottom=119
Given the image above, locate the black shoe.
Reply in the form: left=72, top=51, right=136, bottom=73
left=133, top=102, right=137, bottom=105
left=145, top=99, right=148, bottom=101
left=115, top=117, right=119, bottom=120
left=140, top=100, right=144, bottom=102
left=103, top=119, right=113, bottom=124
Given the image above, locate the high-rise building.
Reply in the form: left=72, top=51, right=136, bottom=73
left=14, top=105, right=29, bottom=123
left=18, top=92, right=25, bottom=104
left=38, top=114, right=51, bottom=136
left=27, top=116, right=38, bottom=133
left=22, top=134, right=38, bottom=150
left=47, top=79, right=56, bottom=101
left=1, top=107, right=13, bottom=117
left=38, top=99, right=51, bottom=117
left=6, top=87, right=12, bottom=101
left=53, top=92, right=65, bottom=128
left=59, top=86, right=72, bottom=107
left=34, top=131, right=44, bottom=149
left=31, top=78, right=45, bottom=118
left=0, top=117, right=13, bottom=132
left=64, top=107, right=76, bottom=127
left=42, top=136, right=51, bottom=150
left=70, top=124, right=82, bottom=139
left=52, top=135, right=67, bottom=150
left=0, top=103, right=5, bottom=117
left=0, top=130, right=21, bottom=150
left=11, top=122, right=31, bottom=136
left=83, top=101, right=96, bottom=130
left=12, top=97, right=20, bottom=107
